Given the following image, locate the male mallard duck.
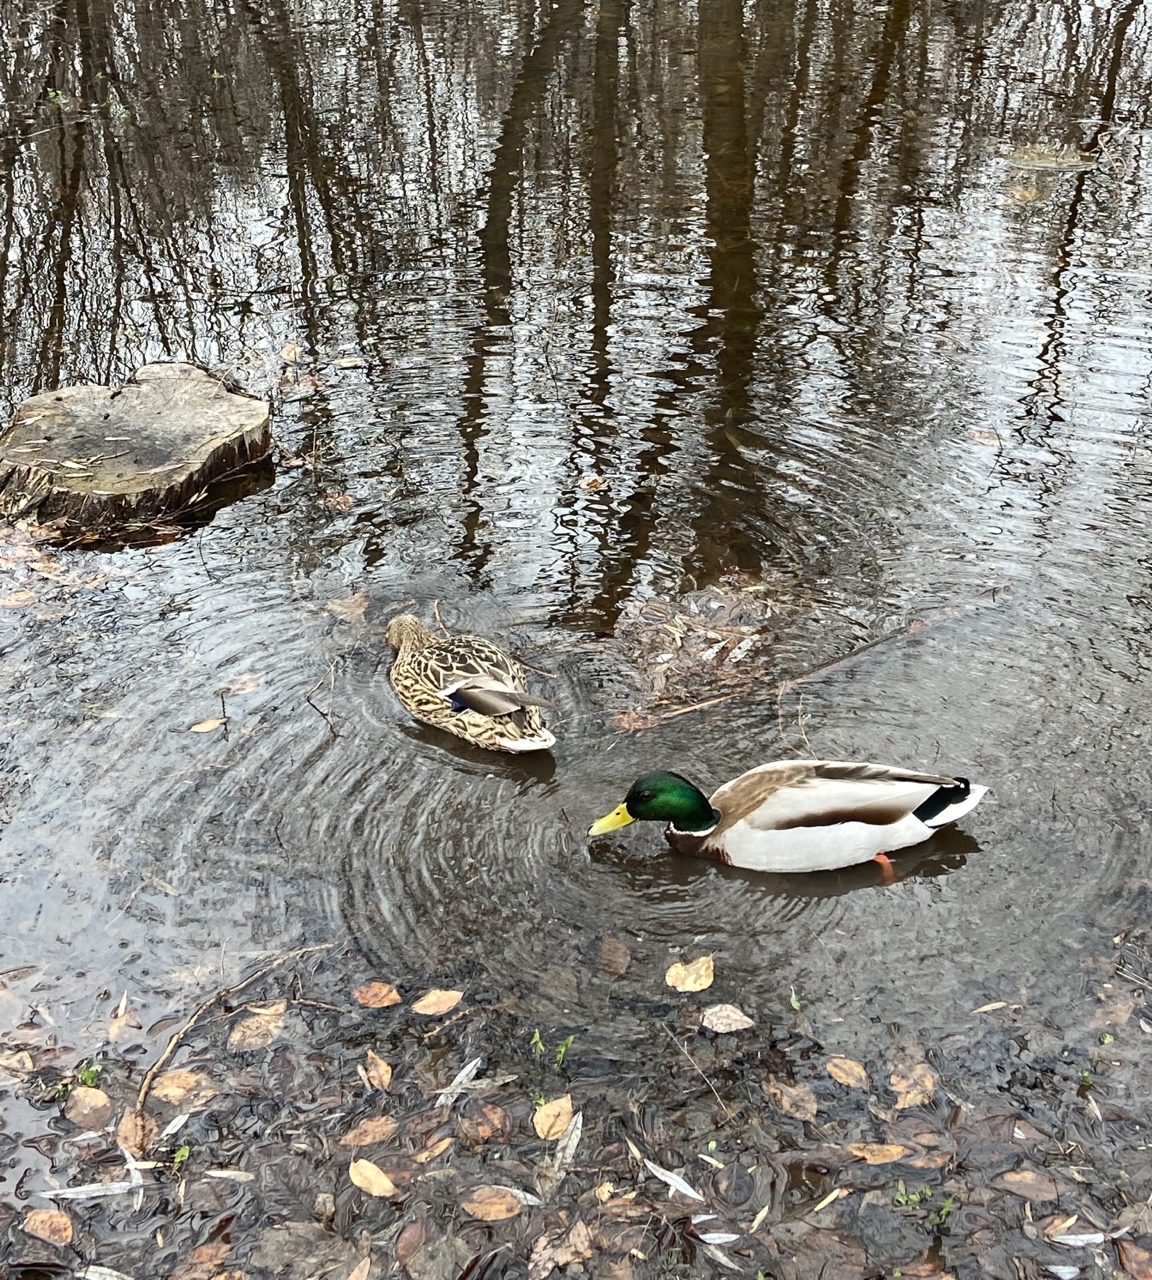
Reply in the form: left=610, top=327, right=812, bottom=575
left=588, top=760, right=986, bottom=874
left=385, top=613, right=555, bottom=753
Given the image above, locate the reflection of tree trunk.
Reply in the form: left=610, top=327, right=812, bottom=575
left=456, top=0, right=585, bottom=578
left=34, top=117, right=85, bottom=389
left=686, top=0, right=765, bottom=584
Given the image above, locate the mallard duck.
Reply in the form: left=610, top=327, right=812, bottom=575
left=588, top=760, right=987, bottom=874
left=385, top=613, right=555, bottom=753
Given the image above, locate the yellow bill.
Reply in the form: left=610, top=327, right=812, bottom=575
left=588, top=803, right=635, bottom=836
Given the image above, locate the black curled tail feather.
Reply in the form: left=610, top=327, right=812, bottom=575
left=913, top=777, right=970, bottom=824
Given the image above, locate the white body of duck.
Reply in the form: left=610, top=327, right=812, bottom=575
left=589, top=760, right=987, bottom=873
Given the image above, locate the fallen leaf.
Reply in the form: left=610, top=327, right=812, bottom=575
left=890, top=1062, right=937, bottom=1108
left=0, top=1049, right=35, bottom=1078
left=333, top=356, right=368, bottom=369
left=411, top=988, right=462, bottom=1016
left=169, top=1241, right=232, bottom=1280
left=701, top=1003, right=755, bottom=1033
left=1118, top=1240, right=1152, bottom=1280
left=413, top=1136, right=454, bottom=1164
left=281, top=340, right=302, bottom=363
left=64, top=1085, right=114, bottom=1130
left=763, top=1076, right=817, bottom=1120
left=347, top=1260, right=371, bottom=1280
left=528, top=1221, right=594, bottom=1280
left=222, top=671, right=262, bottom=695
left=666, top=955, right=714, bottom=992
left=827, top=1057, right=870, bottom=1088
left=0, top=589, right=38, bottom=608
left=365, top=1050, right=392, bottom=1091
left=339, top=1115, right=398, bottom=1147
left=116, top=1109, right=158, bottom=1156
left=847, top=1143, right=912, bottom=1165
left=594, top=1180, right=614, bottom=1202
left=533, top=1094, right=574, bottom=1140
left=597, top=935, right=631, bottom=978
left=973, top=1000, right=1008, bottom=1013
left=227, top=999, right=286, bottom=1052
left=348, top=1158, right=397, bottom=1197
left=461, top=1186, right=523, bottom=1221
left=108, top=1006, right=142, bottom=1041
left=969, top=430, right=1001, bottom=446
left=643, top=1158, right=705, bottom=1201
left=152, top=1070, right=219, bottom=1109
left=324, top=493, right=354, bottom=513
left=326, top=592, right=369, bottom=623
left=354, top=980, right=402, bottom=1008
left=189, top=717, right=226, bottom=733
left=22, top=1208, right=73, bottom=1245
left=992, top=1168, right=1061, bottom=1202
left=458, top=1101, right=510, bottom=1144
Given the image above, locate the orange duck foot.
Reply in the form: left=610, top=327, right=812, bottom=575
left=873, top=852, right=896, bottom=885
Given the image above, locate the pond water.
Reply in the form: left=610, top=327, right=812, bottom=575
left=2, top=0, right=1152, bottom=1136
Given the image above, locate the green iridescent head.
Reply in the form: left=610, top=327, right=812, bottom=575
left=588, top=771, right=719, bottom=835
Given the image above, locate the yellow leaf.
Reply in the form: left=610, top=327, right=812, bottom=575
left=410, top=988, right=463, bottom=1016
left=22, top=1208, right=73, bottom=1245
left=339, top=1115, right=398, bottom=1147
left=827, top=1057, right=870, bottom=1089
left=847, top=1143, right=912, bottom=1165
left=533, top=1093, right=574, bottom=1140
left=189, top=717, right=227, bottom=733
left=665, top=955, right=714, bottom=993
left=227, top=999, right=286, bottom=1052
left=701, top=1003, right=754, bottom=1033
left=348, top=1158, right=397, bottom=1197
left=365, top=1050, right=392, bottom=1091
left=460, top=1185, right=523, bottom=1221
left=354, top=980, right=402, bottom=1008
left=890, top=1062, right=937, bottom=1109
left=763, top=1077, right=817, bottom=1121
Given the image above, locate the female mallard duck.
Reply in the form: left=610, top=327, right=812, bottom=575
left=386, top=613, right=555, bottom=753
left=588, top=760, right=986, bottom=874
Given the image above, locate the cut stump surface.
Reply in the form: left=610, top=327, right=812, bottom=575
left=0, top=363, right=271, bottom=536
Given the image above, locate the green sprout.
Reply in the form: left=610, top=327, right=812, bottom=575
left=554, top=1034, right=576, bottom=1067
left=77, top=1061, right=102, bottom=1088
left=172, top=1144, right=191, bottom=1173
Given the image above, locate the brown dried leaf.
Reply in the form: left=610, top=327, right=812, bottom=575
left=533, top=1093, right=574, bottom=1140
left=1118, top=1240, right=1152, bottom=1280
left=347, top=1260, right=371, bottom=1280
left=108, top=1006, right=143, bottom=1041
left=116, top=1109, right=159, bottom=1156
left=413, top=1135, right=454, bottom=1164
left=324, top=493, right=355, bottom=513
left=827, top=1057, right=870, bottom=1089
left=847, top=1143, right=912, bottom=1165
left=458, top=1101, right=510, bottom=1144
left=410, top=988, right=462, bottom=1016
left=354, top=980, right=402, bottom=1008
left=665, top=955, right=714, bottom=992
left=597, top=935, right=632, bottom=979
left=152, top=1069, right=220, bottom=1109
left=461, top=1185, right=523, bottom=1221
left=0, top=589, right=38, bottom=608
left=326, top=592, right=369, bottom=623
left=227, top=999, right=286, bottom=1052
left=701, top=1003, right=755, bottom=1033
left=0, top=1049, right=35, bottom=1079
left=528, top=1221, right=594, bottom=1280
left=189, top=717, right=227, bottom=733
left=223, top=671, right=262, bottom=695
left=348, top=1158, right=397, bottom=1197
left=63, top=1085, right=114, bottom=1130
left=339, top=1115, right=399, bottom=1147
left=365, top=1049, right=392, bottom=1091
left=890, top=1062, right=937, bottom=1109
left=763, top=1076, right=817, bottom=1121
left=22, top=1208, right=73, bottom=1246
left=991, top=1168, right=1061, bottom=1202
left=169, top=1241, right=232, bottom=1280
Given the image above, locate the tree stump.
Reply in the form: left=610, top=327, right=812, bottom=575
left=0, top=363, right=272, bottom=540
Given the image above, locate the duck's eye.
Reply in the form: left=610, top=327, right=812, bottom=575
left=636, top=790, right=653, bottom=802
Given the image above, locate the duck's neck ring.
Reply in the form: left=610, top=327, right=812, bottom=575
left=668, top=807, right=722, bottom=836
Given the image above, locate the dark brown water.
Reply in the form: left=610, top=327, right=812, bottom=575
left=1, top=0, right=1151, bottom=1131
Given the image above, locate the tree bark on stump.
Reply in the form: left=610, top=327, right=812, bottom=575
left=0, top=363, right=271, bottom=539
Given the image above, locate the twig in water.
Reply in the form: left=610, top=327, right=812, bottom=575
left=661, top=1023, right=734, bottom=1120
left=132, top=942, right=333, bottom=1148
left=304, top=659, right=340, bottom=738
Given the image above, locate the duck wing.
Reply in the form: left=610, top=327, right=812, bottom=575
left=444, top=675, right=553, bottom=716
left=711, top=760, right=960, bottom=834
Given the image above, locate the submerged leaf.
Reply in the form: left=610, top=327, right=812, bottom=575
left=411, top=988, right=463, bottom=1016
left=890, top=1062, right=937, bottom=1109
left=666, top=955, right=714, bottom=992
left=365, top=1050, right=392, bottom=1091
left=827, top=1057, right=870, bottom=1089
left=533, top=1094, right=574, bottom=1140
left=189, top=717, right=226, bottom=733
left=763, top=1077, right=817, bottom=1120
left=348, top=1158, right=397, bottom=1197
left=22, top=1208, right=74, bottom=1245
left=847, top=1142, right=911, bottom=1165
left=227, top=1000, right=286, bottom=1052
left=643, top=1158, right=705, bottom=1202
left=702, top=1003, right=754, bottom=1033
left=354, top=980, right=402, bottom=1008
left=461, top=1186, right=523, bottom=1221
left=339, top=1115, right=398, bottom=1147
left=992, top=1169, right=1061, bottom=1202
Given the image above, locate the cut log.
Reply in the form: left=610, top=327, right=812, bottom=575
left=0, top=363, right=271, bottom=539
